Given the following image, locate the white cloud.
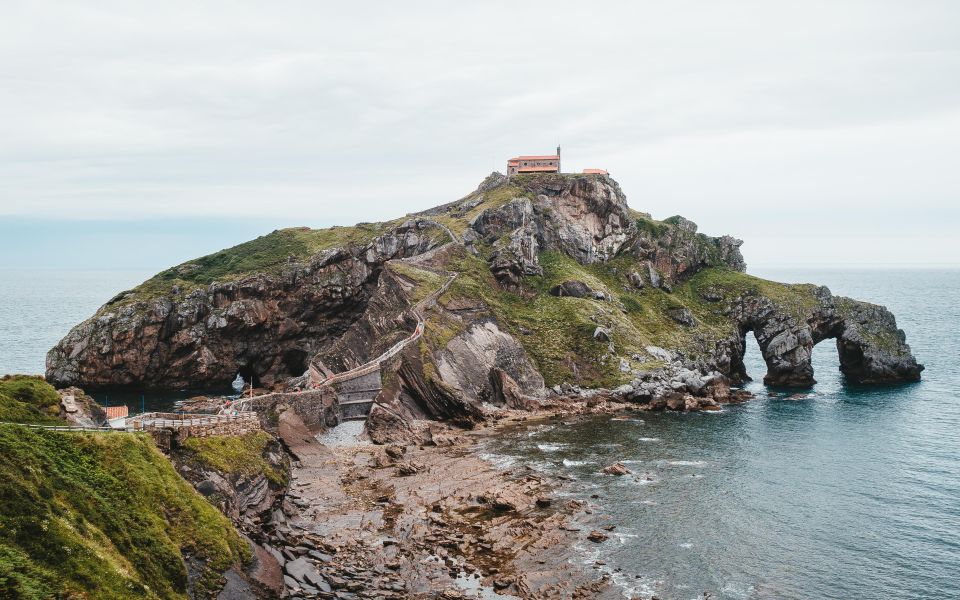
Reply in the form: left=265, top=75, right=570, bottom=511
left=1, top=0, right=958, bottom=265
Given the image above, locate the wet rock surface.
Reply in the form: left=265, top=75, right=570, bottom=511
left=268, top=408, right=628, bottom=599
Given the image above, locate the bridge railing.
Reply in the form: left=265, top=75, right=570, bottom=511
left=0, top=421, right=119, bottom=433
left=130, top=412, right=259, bottom=431
left=305, top=271, right=456, bottom=389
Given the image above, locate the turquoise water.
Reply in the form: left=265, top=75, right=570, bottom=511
left=484, top=268, right=960, bottom=599
left=2, top=268, right=958, bottom=598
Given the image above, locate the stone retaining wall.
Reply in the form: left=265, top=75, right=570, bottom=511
left=245, top=389, right=338, bottom=430
left=130, top=412, right=262, bottom=450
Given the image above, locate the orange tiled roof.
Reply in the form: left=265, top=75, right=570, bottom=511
left=517, top=165, right=560, bottom=172
left=104, top=405, right=128, bottom=419
left=582, top=168, right=608, bottom=175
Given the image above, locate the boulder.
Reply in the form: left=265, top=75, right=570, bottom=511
left=384, top=445, right=406, bottom=459
left=395, top=462, right=422, bottom=476
left=667, top=307, right=697, bottom=327
left=593, top=327, right=612, bottom=343
left=587, top=530, right=609, bottom=543
left=647, top=262, right=661, bottom=289
left=284, top=557, right=329, bottom=591
left=549, top=280, right=593, bottom=298
left=645, top=346, right=672, bottom=362
left=601, top=463, right=631, bottom=476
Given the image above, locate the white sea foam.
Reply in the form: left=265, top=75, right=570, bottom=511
left=668, top=460, right=707, bottom=467
left=637, top=437, right=661, bottom=442
left=536, top=443, right=568, bottom=452
left=525, top=424, right=556, bottom=437
left=477, top=452, right=517, bottom=470
left=562, top=458, right=589, bottom=467
left=611, top=417, right=644, bottom=423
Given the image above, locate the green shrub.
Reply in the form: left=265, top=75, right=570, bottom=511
left=179, top=431, right=287, bottom=486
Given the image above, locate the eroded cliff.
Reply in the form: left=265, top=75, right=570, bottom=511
left=47, top=173, right=922, bottom=425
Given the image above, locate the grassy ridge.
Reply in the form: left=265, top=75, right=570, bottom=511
left=439, top=248, right=821, bottom=388
left=0, top=375, right=65, bottom=425
left=107, top=223, right=399, bottom=306
left=0, top=426, right=248, bottom=599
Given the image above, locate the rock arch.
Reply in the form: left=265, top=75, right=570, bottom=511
left=725, top=287, right=922, bottom=387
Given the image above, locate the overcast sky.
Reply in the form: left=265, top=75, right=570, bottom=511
left=2, top=1, right=959, bottom=269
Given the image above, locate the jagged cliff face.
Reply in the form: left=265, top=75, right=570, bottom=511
left=46, top=220, right=448, bottom=388
left=47, top=172, right=922, bottom=409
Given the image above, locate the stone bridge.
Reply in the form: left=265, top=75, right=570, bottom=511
left=129, top=412, right=262, bottom=450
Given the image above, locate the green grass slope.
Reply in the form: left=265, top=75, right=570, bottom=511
left=0, top=425, right=248, bottom=599
left=105, top=222, right=401, bottom=307
left=178, top=431, right=288, bottom=486
left=0, top=375, right=65, bottom=425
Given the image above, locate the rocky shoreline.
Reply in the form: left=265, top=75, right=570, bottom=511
left=37, top=171, right=926, bottom=599
left=245, top=399, right=663, bottom=600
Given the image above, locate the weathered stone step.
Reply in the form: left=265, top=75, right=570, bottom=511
left=339, top=399, right=375, bottom=406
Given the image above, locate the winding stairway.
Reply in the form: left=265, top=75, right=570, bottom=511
left=300, top=220, right=459, bottom=424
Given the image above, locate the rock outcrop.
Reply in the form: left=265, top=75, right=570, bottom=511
left=435, top=321, right=545, bottom=405
left=46, top=220, right=450, bottom=389
left=47, top=171, right=922, bottom=427
left=718, top=286, right=923, bottom=387
left=467, top=175, right=637, bottom=289
left=57, top=386, right=107, bottom=427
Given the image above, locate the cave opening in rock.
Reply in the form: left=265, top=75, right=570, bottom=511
left=282, top=348, right=309, bottom=377
left=810, top=337, right=844, bottom=388
left=738, top=325, right=848, bottom=388
left=236, top=364, right=261, bottom=389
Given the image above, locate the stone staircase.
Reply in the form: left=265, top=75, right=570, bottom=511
left=335, top=370, right=382, bottom=422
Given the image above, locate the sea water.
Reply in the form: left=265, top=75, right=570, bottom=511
left=484, top=268, right=960, bottom=599
left=0, top=268, right=209, bottom=411
left=2, top=267, right=959, bottom=598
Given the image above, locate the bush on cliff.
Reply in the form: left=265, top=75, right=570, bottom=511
left=0, top=375, right=64, bottom=424
left=0, top=426, right=249, bottom=599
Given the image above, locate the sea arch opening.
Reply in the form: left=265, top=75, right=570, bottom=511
left=734, top=323, right=849, bottom=388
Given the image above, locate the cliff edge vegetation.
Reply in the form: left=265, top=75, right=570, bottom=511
left=0, top=375, right=64, bottom=425
left=0, top=378, right=249, bottom=600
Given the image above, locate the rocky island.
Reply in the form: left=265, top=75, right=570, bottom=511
left=7, top=172, right=923, bottom=599
left=48, top=171, right=921, bottom=404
